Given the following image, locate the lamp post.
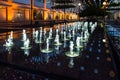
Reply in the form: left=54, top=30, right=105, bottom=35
left=103, top=0, right=109, bottom=25
left=30, top=0, right=34, bottom=25
left=78, top=3, right=81, bottom=21
left=103, top=1, right=109, bottom=35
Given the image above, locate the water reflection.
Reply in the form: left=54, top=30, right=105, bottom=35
left=63, top=41, right=67, bottom=48
left=6, top=46, right=12, bottom=53
left=6, top=46, right=13, bottom=63
left=24, top=49, right=30, bottom=56
left=54, top=46, right=60, bottom=54
left=39, top=43, right=42, bottom=50
left=68, top=58, right=74, bottom=68
left=31, top=52, right=57, bottom=63
left=43, top=53, right=50, bottom=63
left=76, top=47, right=81, bottom=53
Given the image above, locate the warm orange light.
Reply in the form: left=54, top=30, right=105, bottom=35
left=25, top=10, right=30, bottom=20
left=102, top=1, right=109, bottom=9
left=8, top=0, right=12, bottom=3
left=7, top=1, right=17, bottom=21
left=43, top=27, right=50, bottom=32
left=0, top=7, right=6, bottom=21
left=8, top=15, right=12, bottom=21
left=7, top=7, right=13, bottom=21
left=43, top=11, right=47, bottom=20
left=8, top=11, right=13, bottom=21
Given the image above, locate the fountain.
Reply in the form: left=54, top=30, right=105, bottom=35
left=84, top=22, right=88, bottom=30
left=24, top=49, right=30, bottom=56
left=63, top=40, right=67, bottom=48
left=80, top=31, right=87, bottom=42
left=65, top=41, right=79, bottom=57
left=49, top=28, right=52, bottom=34
left=48, top=32, right=52, bottom=39
left=84, top=30, right=89, bottom=42
left=72, top=29, right=76, bottom=41
left=21, top=38, right=32, bottom=49
left=54, top=34, right=62, bottom=46
left=54, top=29, right=62, bottom=46
left=75, top=36, right=83, bottom=52
left=76, top=36, right=83, bottom=48
left=56, top=29, right=59, bottom=35
left=36, top=29, right=43, bottom=43
left=60, top=28, right=64, bottom=39
left=3, top=35, right=14, bottom=47
left=22, top=29, right=26, bottom=34
left=68, top=58, right=74, bottom=68
left=39, top=32, right=43, bottom=43
left=34, top=30, right=39, bottom=43
left=41, top=38, right=53, bottom=53
left=54, top=45, right=60, bottom=51
left=58, top=24, right=60, bottom=33
left=10, top=31, right=13, bottom=40
left=5, top=44, right=12, bottom=52
left=40, top=27, right=42, bottom=33
left=72, top=29, right=75, bottom=37
left=22, top=29, right=27, bottom=41
left=63, top=31, right=69, bottom=41
left=55, top=47, right=60, bottom=54
left=91, top=23, right=97, bottom=33
left=45, top=53, right=50, bottom=63
left=33, top=28, right=36, bottom=38
left=48, top=28, right=53, bottom=39
left=68, top=30, right=72, bottom=39
left=89, top=22, right=93, bottom=27
left=35, top=30, right=39, bottom=38
left=44, top=29, right=46, bottom=41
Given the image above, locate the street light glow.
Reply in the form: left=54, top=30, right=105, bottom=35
left=78, top=3, right=81, bottom=6
left=103, top=0, right=109, bottom=6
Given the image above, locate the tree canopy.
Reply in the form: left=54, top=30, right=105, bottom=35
left=79, top=0, right=111, bottom=17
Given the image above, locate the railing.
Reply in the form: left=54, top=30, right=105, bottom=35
left=0, top=21, right=31, bottom=29
left=0, top=20, right=79, bottom=29
left=106, top=25, right=120, bottom=76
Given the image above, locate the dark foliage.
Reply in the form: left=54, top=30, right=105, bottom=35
left=79, top=0, right=111, bottom=17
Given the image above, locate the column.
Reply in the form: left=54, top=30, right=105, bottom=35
left=43, top=0, right=47, bottom=20
left=59, top=10, right=62, bottom=20
left=53, top=10, right=56, bottom=20
left=30, top=0, right=34, bottom=24
left=7, top=0, right=13, bottom=21
left=6, top=7, right=8, bottom=22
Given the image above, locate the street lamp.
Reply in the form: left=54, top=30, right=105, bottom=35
left=78, top=3, right=81, bottom=20
left=103, top=0, right=109, bottom=34
left=30, top=0, right=34, bottom=25
left=103, top=1, right=109, bottom=25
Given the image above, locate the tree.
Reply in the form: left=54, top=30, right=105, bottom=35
left=79, top=0, right=111, bottom=17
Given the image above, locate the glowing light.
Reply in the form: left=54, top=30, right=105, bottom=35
left=102, top=39, right=106, bottom=43
left=102, top=0, right=109, bottom=9
left=78, top=3, right=81, bottom=6
left=80, top=66, right=85, bottom=71
left=94, top=68, right=99, bottom=74
left=8, top=15, right=12, bottom=21
left=43, top=11, right=47, bottom=20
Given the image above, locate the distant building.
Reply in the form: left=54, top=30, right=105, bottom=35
left=0, top=0, right=78, bottom=23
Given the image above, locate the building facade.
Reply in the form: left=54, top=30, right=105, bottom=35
left=0, top=0, right=78, bottom=23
